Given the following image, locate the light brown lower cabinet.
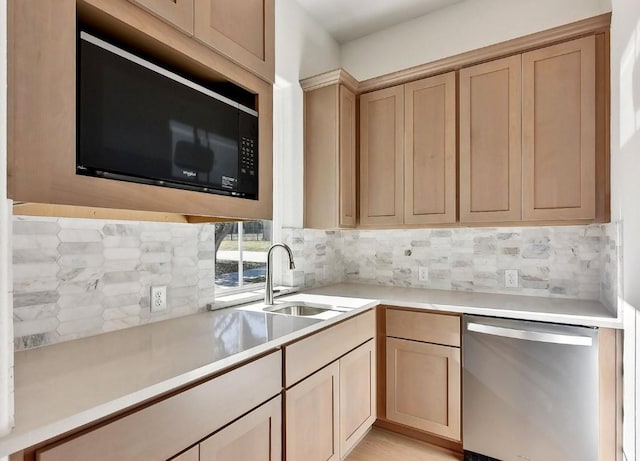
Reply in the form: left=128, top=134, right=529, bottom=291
left=171, top=446, right=200, bottom=461
left=198, top=396, right=281, bottom=461
left=386, top=337, right=461, bottom=441
left=35, top=351, right=282, bottom=461
left=285, top=339, right=376, bottom=461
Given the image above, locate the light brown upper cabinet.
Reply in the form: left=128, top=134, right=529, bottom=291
left=10, top=0, right=273, bottom=223
left=459, top=55, right=522, bottom=223
left=194, top=0, right=275, bottom=82
left=360, top=86, right=405, bottom=227
left=522, top=36, right=596, bottom=221
left=303, top=78, right=357, bottom=229
left=404, top=72, right=457, bottom=225
left=129, top=0, right=194, bottom=35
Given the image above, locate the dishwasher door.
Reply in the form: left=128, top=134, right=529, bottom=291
left=462, top=315, right=599, bottom=461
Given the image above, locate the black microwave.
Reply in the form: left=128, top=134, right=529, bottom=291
left=77, top=31, right=259, bottom=200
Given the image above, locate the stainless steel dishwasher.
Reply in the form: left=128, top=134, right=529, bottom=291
left=462, top=315, right=599, bottom=461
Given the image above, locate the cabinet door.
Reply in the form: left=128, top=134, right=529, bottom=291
left=170, top=446, right=199, bottom=461
left=129, top=0, right=194, bottom=35
left=303, top=84, right=356, bottom=229
left=286, top=362, right=340, bottom=461
left=339, top=85, right=357, bottom=228
left=404, top=72, right=456, bottom=225
left=194, top=0, right=275, bottom=82
left=386, top=337, right=461, bottom=441
left=199, top=396, right=281, bottom=461
left=340, top=340, right=376, bottom=458
left=459, top=55, right=522, bottom=223
left=359, top=86, right=404, bottom=226
left=522, top=36, right=596, bottom=221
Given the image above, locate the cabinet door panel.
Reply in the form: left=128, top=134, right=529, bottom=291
left=459, top=55, right=522, bottom=223
left=339, top=85, right=357, bottom=228
left=359, top=86, right=404, bottom=226
left=386, top=337, right=461, bottom=441
left=340, top=340, right=376, bottom=458
left=522, top=36, right=596, bottom=220
left=404, top=72, right=456, bottom=225
left=170, top=446, right=199, bottom=461
left=194, top=0, right=274, bottom=82
left=286, top=362, right=340, bottom=461
left=130, top=0, right=194, bottom=35
left=199, top=397, right=281, bottom=461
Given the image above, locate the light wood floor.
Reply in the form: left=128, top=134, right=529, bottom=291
left=345, top=428, right=463, bottom=461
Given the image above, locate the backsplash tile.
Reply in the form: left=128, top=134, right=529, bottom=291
left=13, top=216, right=621, bottom=351
left=280, top=223, right=620, bottom=307
left=13, top=216, right=217, bottom=351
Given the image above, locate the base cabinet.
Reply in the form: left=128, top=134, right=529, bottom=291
left=386, top=337, right=460, bottom=441
left=286, top=362, right=340, bottom=461
left=285, top=338, right=376, bottom=461
left=199, top=396, right=281, bottom=461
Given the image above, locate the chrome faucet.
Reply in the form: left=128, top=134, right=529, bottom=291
left=264, top=243, right=295, bottom=305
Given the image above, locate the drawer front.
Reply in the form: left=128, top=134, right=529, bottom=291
left=386, top=309, right=460, bottom=347
left=37, top=350, right=282, bottom=461
left=285, top=310, right=375, bottom=388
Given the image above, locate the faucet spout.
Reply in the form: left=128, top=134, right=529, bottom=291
left=264, top=243, right=295, bottom=305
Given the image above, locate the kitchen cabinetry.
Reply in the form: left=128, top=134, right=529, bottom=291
left=126, top=0, right=274, bottom=82
left=284, top=310, right=376, bottom=460
left=384, top=309, right=461, bottom=442
left=522, top=36, right=596, bottom=221
left=129, top=0, right=194, bottom=35
left=9, top=0, right=273, bottom=222
left=404, top=73, right=457, bottom=225
left=194, top=0, right=275, bottom=82
left=459, top=55, right=522, bottom=223
left=360, top=73, right=456, bottom=227
left=360, top=86, right=405, bottom=226
left=198, top=396, right=281, bottom=461
left=34, top=351, right=282, bottom=461
left=302, top=70, right=358, bottom=229
left=171, top=446, right=199, bottom=461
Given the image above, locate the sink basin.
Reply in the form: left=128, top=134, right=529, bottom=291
left=264, top=301, right=344, bottom=317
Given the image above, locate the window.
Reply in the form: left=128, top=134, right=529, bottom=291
left=214, top=220, right=272, bottom=292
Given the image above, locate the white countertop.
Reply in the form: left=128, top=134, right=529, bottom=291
left=0, top=283, right=619, bottom=456
left=306, top=283, right=621, bottom=328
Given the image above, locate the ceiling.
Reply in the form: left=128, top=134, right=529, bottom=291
left=295, top=0, right=464, bottom=43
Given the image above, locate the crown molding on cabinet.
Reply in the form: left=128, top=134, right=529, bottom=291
left=301, top=13, right=611, bottom=96
left=299, top=68, right=359, bottom=92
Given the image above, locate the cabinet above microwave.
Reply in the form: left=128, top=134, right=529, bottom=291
left=7, top=0, right=273, bottom=223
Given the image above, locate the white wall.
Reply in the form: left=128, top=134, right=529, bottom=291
left=610, top=0, right=640, bottom=458
left=0, top=0, right=12, bottom=445
left=341, top=0, right=612, bottom=80
left=273, top=0, right=340, bottom=231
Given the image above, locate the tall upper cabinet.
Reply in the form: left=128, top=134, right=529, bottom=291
left=301, top=70, right=359, bottom=229
left=360, top=86, right=405, bottom=227
left=130, top=0, right=194, bottom=35
left=522, top=36, right=596, bottom=221
left=359, top=72, right=457, bottom=227
left=459, top=55, right=522, bottom=223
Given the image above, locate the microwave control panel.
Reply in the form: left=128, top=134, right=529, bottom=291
left=240, top=137, right=256, bottom=177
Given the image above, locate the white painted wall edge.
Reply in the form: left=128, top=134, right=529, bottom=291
left=0, top=0, right=13, bottom=439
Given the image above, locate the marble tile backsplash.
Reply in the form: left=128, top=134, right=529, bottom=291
left=13, top=216, right=620, bottom=351
left=12, top=216, right=217, bottom=351
left=280, top=223, right=620, bottom=312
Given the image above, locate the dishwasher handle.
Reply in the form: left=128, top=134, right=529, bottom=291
left=466, top=322, right=594, bottom=346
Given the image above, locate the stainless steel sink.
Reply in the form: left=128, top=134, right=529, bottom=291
left=263, top=301, right=345, bottom=317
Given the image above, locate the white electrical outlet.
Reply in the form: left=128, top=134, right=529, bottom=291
left=418, top=266, right=429, bottom=282
left=150, top=286, right=167, bottom=312
left=505, top=270, right=519, bottom=288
